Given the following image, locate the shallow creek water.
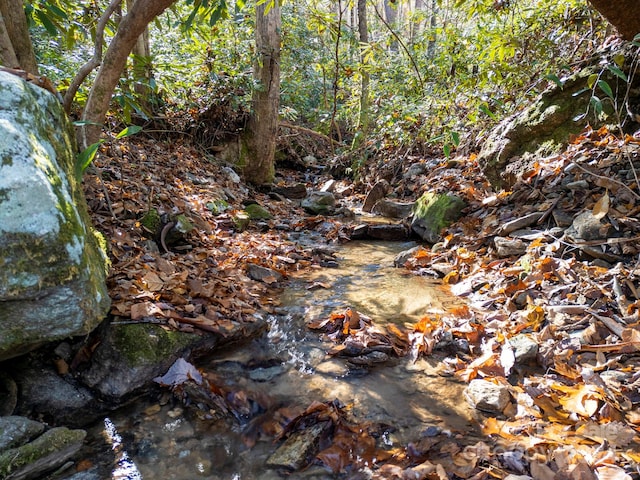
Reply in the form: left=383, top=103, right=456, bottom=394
left=82, top=240, right=480, bottom=479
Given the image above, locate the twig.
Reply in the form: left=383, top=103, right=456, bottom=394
left=569, top=160, right=640, bottom=200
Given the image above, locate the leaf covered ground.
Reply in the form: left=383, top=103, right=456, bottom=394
left=84, top=125, right=640, bottom=479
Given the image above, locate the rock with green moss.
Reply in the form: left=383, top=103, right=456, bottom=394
left=0, top=71, right=110, bottom=361
left=411, top=192, right=466, bottom=243
left=79, top=323, right=199, bottom=400
left=0, top=422, right=85, bottom=480
left=244, top=203, right=273, bottom=220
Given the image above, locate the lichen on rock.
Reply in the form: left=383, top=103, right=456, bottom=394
left=0, top=71, right=110, bottom=361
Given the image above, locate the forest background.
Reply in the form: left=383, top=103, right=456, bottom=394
left=0, top=0, right=614, bottom=181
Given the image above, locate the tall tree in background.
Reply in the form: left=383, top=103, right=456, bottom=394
left=356, top=0, right=370, bottom=140
left=0, top=0, right=38, bottom=73
left=241, top=0, right=281, bottom=185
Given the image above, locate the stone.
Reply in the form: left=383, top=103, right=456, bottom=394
left=244, top=203, right=273, bottom=220
left=301, top=191, right=336, bottom=215
left=362, top=180, right=389, bottom=212
left=465, top=379, right=511, bottom=413
left=0, top=71, right=110, bottom=361
left=366, top=224, right=411, bottom=241
left=493, top=237, right=528, bottom=257
left=372, top=199, right=415, bottom=219
left=394, top=246, right=423, bottom=267
left=410, top=192, right=466, bottom=243
left=0, top=371, right=17, bottom=416
left=477, top=68, right=600, bottom=188
left=0, top=417, right=44, bottom=451
left=266, top=423, right=325, bottom=470
left=272, top=183, right=307, bottom=199
left=565, top=211, right=613, bottom=242
left=403, top=163, right=427, bottom=179
left=0, top=426, right=86, bottom=480
left=508, top=334, right=539, bottom=364
left=247, top=264, right=283, bottom=284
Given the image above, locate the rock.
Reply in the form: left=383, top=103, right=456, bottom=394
left=0, top=71, right=110, bottom=361
left=232, top=211, right=250, bottom=231
left=565, top=211, right=613, bottom=242
left=465, top=379, right=511, bottom=413
left=272, top=183, right=307, bottom=199
left=508, top=334, right=539, bottom=364
left=362, top=180, right=389, bottom=212
left=394, top=246, right=423, bottom=267
left=247, top=264, right=283, bottom=284
left=403, top=163, right=427, bottom=179
left=222, top=166, right=241, bottom=183
left=78, top=323, right=200, bottom=403
left=411, top=192, right=466, bottom=243
left=0, top=417, right=45, bottom=451
left=0, top=371, right=17, bottom=415
left=320, top=179, right=336, bottom=192
left=372, top=199, right=415, bottom=219
left=0, top=425, right=86, bottom=480
left=350, top=224, right=369, bottom=240
left=244, top=203, right=273, bottom=220
left=266, top=423, right=326, bottom=470
left=477, top=68, right=599, bottom=188
left=366, top=224, right=411, bottom=241
left=301, top=191, right=336, bottom=215
left=493, top=237, right=528, bottom=257
left=496, top=212, right=544, bottom=236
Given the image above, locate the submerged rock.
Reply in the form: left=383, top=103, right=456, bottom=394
left=0, top=71, right=110, bottom=361
left=267, top=423, right=325, bottom=470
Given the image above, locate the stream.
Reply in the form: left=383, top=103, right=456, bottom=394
left=80, top=240, right=480, bottom=479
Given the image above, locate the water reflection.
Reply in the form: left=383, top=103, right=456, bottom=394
left=103, top=418, right=142, bottom=480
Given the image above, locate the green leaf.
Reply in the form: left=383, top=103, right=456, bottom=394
left=44, top=3, right=69, bottom=19
left=75, top=141, right=104, bottom=180
left=479, top=103, right=496, bottom=120
left=597, top=79, right=614, bottom=99
left=451, top=131, right=460, bottom=147
left=587, top=73, right=598, bottom=89
left=35, top=9, right=58, bottom=35
left=590, top=95, right=603, bottom=116
left=613, top=54, right=626, bottom=68
left=544, top=74, right=563, bottom=88
left=607, top=64, right=628, bottom=82
left=443, top=144, right=451, bottom=158
left=115, top=125, right=143, bottom=139
left=572, top=87, right=590, bottom=97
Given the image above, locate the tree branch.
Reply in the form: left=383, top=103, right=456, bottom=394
left=63, top=0, right=121, bottom=114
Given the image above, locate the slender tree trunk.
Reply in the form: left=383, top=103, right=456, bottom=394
left=384, top=0, right=398, bottom=52
left=587, top=0, right=640, bottom=40
left=356, top=0, right=370, bottom=137
left=240, top=0, right=281, bottom=185
left=0, top=0, right=38, bottom=74
left=126, top=0, right=154, bottom=113
left=80, top=0, right=175, bottom=148
left=426, top=0, right=437, bottom=58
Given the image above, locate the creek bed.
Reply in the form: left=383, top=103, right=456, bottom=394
left=78, top=240, right=479, bottom=479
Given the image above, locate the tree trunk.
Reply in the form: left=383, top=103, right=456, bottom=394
left=588, top=0, right=640, bottom=40
left=0, top=0, right=38, bottom=74
left=240, top=0, right=281, bottom=185
left=126, top=0, right=154, bottom=114
left=79, top=0, right=175, bottom=148
left=0, top=11, right=18, bottom=68
left=384, top=0, right=398, bottom=52
left=356, top=0, right=370, bottom=137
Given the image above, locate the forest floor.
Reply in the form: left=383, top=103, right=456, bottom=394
left=84, top=125, right=640, bottom=479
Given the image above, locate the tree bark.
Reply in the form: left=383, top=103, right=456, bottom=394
left=0, top=11, right=18, bottom=68
left=588, top=0, right=640, bottom=40
left=0, top=0, right=38, bottom=74
left=241, top=0, right=281, bottom=185
left=79, top=0, right=175, bottom=148
left=356, top=0, right=370, bottom=136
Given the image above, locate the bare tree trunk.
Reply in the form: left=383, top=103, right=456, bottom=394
left=0, top=0, right=38, bottom=74
left=587, top=0, right=640, bottom=40
left=126, top=0, right=154, bottom=113
left=384, top=0, right=398, bottom=52
left=356, top=0, right=370, bottom=137
left=0, top=11, right=18, bottom=68
left=79, top=0, right=175, bottom=148
left=426, top=0, right=437, bottom=58
left=240, top=0, right=281, bottom=185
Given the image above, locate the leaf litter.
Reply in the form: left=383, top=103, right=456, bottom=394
left=84, top=125, right=640, bottom=479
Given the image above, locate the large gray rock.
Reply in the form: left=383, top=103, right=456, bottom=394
left=0, top=71, right=110, bottom=361
left=411, top=192, right=466, bottom=243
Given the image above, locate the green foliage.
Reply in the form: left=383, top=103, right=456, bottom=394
left=74, top=125, right=142, bottom=180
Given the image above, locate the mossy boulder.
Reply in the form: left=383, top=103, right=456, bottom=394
left=0, top=71, right=110, bottom=361
left=411, top=192, right=466, bottom=243
left=477, top=67, right=604, bottom=188
left=244, top=203, right=273, bottom=220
